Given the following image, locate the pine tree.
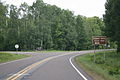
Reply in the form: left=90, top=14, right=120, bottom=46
left=104, top=0, right=120, bottom=52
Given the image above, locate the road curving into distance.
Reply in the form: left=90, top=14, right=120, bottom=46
left=0, top=50, right=113, bottom=80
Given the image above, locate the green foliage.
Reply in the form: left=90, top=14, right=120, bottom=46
left=0, top=0, right=104, bottom=51
left=0, top=2, right=8, bottom=50
left=104, top=0, right=120, bottom=52
left=109, top=67, right=120, bottom=75
left=75, top=15, right=87, bottom=50
left=95, top=56, right=105, bottom=64
left=75, top=51, right=120, bottom=80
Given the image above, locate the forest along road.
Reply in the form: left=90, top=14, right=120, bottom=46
left=0, top=50, right=110, bottom=80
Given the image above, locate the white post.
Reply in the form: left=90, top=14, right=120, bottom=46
left=15, top=44, right=19, bottom=54
left=94, top=44, right=96, bottom=63
left=104, top=44, right=107, bottom=61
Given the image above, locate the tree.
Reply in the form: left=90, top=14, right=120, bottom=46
left=84, top=17, right=105, bottom=49
left=19, top=2, right=31, bottom=50
left=104, top=0, right=120, bottom=52
left=5, top=5, right=19, bottom=50
left=0, top=2, right=8, bottom=50
left=75, top=15, right=87, bottom=50
left=0, top=0, right=105, bottom=51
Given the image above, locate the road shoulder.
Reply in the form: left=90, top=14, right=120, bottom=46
left=70, top=55, right=93, bottom=80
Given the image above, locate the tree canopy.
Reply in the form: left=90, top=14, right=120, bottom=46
left=0, top=0, right=104, bottom=51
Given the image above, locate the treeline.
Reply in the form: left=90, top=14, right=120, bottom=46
left=0, top=0, right=104, bottom=51
left=104, top=0, right=120, bottom=52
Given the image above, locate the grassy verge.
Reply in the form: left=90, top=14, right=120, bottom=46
left=75, top=51, right=120, bottom=80
left=0, top=52, right=30, bottom=63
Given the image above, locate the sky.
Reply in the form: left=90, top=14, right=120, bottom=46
left=2, top=0, right=106, bottom=18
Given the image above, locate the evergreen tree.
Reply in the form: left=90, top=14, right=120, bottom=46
left=104, top=0, right=120, bottom=52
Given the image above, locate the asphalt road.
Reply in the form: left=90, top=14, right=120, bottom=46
left=0, top=50, right=111, bottom=80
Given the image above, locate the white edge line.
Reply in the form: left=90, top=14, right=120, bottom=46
left=0, top=57, right=32, bottom=66
left=69, top=55, right=88, bottom=80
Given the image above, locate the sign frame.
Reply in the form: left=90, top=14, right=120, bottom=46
left=92, top=36, right=107, bottom=45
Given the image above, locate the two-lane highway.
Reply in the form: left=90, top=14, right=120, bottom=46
left=0, top=50, right=106, bottom=80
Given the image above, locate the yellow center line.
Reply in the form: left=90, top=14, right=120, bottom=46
left=6, top=53, right=71, bottom=80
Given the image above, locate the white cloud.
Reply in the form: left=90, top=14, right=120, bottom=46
left=2, top=0, right=106, bottom=18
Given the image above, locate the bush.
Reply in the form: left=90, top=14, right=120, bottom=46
left=109, top=68, right=120, bottom=75
left=95, top=56, right=105, bottom=64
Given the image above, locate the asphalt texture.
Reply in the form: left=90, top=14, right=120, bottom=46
left=0, top=50, right=112, bottom=80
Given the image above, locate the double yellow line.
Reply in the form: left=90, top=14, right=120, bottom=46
left=6, top=53, right=70, bottom=80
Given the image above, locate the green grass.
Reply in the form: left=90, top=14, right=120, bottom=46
left=0, top=52, right=30, bottom=63
left=75, top=51, right=120, bottom=80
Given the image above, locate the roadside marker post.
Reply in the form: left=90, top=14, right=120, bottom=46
left=103, top=44, right=107, bottom=61
left=15, top=44, right=19, bottom=54
left=93, top=44, right=96, bottom=63
left=92, top=36, right=107, bottom=63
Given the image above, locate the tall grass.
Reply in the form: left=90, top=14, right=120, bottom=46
left=0, top=52, right=29, bottom=63
left=75, top=51, right=120, bottom=80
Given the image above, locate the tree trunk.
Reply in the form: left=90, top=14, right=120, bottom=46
left=117, top=42, right=120, bottom=53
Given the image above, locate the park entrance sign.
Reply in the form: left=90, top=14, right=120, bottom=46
left=92, top=36, right=107, bottom=63
left=92, top=36, right=107, bottom=45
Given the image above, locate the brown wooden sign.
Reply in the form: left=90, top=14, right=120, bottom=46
left=92, top=36, right=107, bottom=45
